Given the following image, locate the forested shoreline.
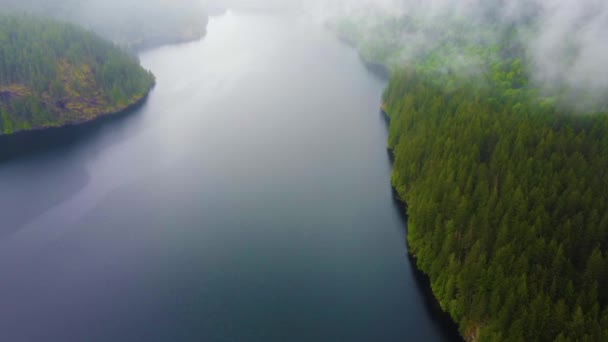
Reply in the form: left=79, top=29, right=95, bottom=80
left=0, top=15, right=155, bottom=135
left=335, top=4, right=608, bottom=341
left=383, top=71, right=608, bottom=341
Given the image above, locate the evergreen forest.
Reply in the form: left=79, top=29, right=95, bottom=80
left=337, top=2, right=608, bottom=340
left=0, top=15, right=155, bottom=135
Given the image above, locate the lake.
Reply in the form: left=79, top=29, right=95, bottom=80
left=0, top=11, right=460, bottom=342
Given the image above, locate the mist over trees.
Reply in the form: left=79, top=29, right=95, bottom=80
left=340, top=0, right=608, bottom=340
left=329, top=0, right=608, bottom=109
left=1, top=0, right=209, bottom=50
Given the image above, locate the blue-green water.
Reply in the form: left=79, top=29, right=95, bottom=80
left=0, top=12, right=460, bottom=341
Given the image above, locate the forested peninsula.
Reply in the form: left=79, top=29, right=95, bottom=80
left=335, top=5, right=608, bottom=341
left=0, top=15, right=155, bottom=135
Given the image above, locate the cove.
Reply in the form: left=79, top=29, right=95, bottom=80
left=0, top=12, right=460, bottom=341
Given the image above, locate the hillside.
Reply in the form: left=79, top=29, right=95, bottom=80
left=335, top=4, right=608, bottom=341
left=384, top=71, right=608, bottom=341
left=0, top=15, right=155, bottom=135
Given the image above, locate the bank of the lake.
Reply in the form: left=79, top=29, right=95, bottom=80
left=1, top=79, right=155, bottom=136
left=382, top=68, right=608, bottom=340
left=0, top=88, right=153, bottom=142
left=0, top=15, right=156, bottom=136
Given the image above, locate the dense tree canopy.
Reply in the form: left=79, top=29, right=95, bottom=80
left=384, top=70, right=608, bottom=341
left=337, top=3, right=608, bottom=341
left=0, top=15, right=155, bottom=135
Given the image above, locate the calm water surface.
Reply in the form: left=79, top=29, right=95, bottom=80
left=0, top=12, right=460, bottom=341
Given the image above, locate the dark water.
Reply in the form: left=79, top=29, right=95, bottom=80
left=0, top=12, right=460, bottom=342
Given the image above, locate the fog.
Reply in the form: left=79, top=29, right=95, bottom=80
left=1, top=0, right=606, bottom=101
left=529, top=1, right=608, bottom=99
left=205, top=0, right=608, bottom=106
left=75, top=0, right=208, bottom=49
left=0, top=0, right=208, bottom=49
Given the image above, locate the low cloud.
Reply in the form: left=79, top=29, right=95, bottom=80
left=298, top=0, right=608, bottom=106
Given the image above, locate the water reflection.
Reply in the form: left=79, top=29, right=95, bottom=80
left=0, top=12, right=460, bottom=342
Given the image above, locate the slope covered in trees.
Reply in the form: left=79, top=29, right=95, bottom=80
left=0, top=15, right=155, bottom=135
left=335, top=3, right=608, bottom=341
left=384, top=71, right=608, bottom=341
